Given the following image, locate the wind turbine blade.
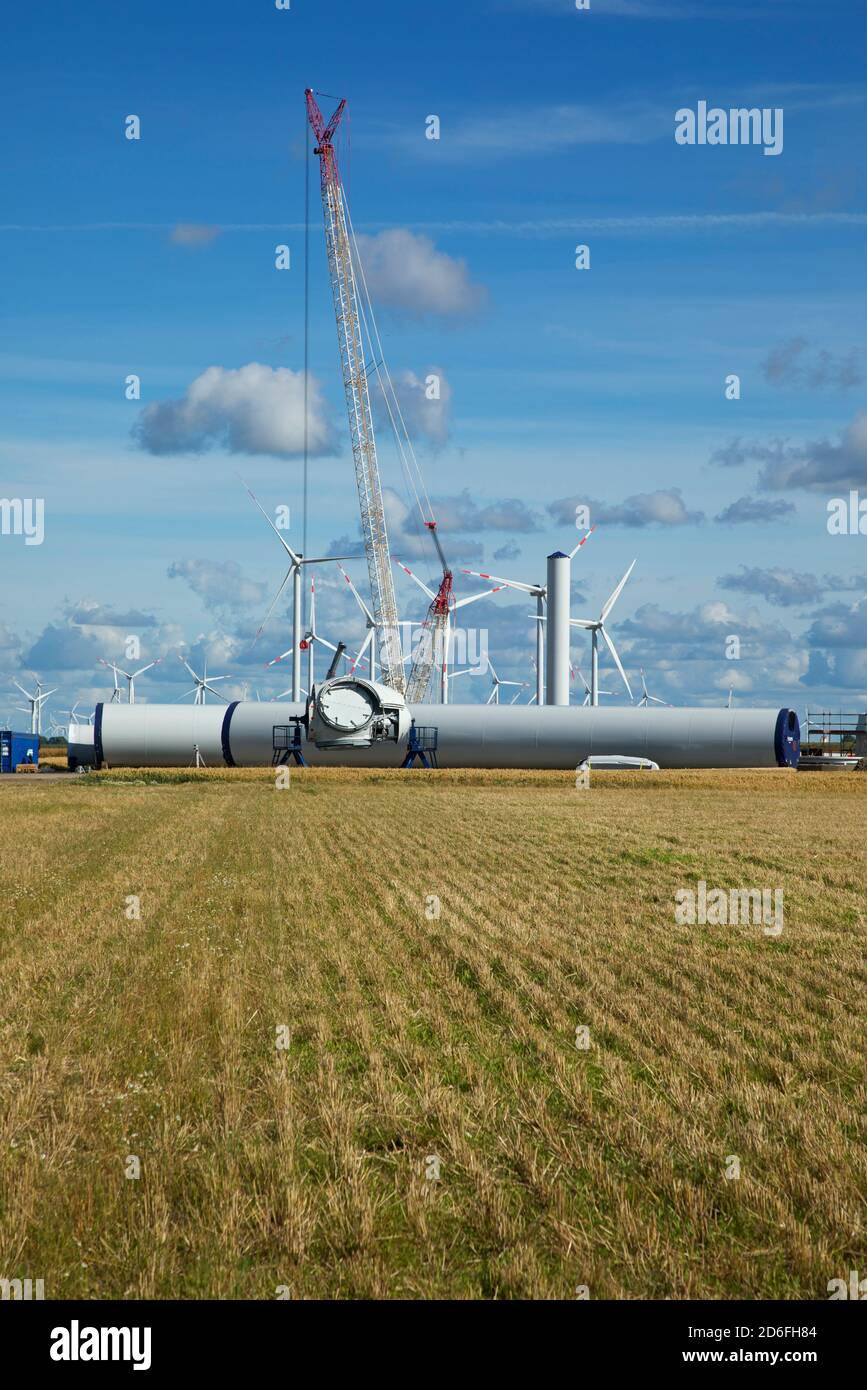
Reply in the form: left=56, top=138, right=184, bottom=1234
left=179, top=686, right=200, bottom=700
left=265, top=648, right=293, bottom=668
left=601, top=627, right=633, bottom=700
left=568, top=525, right=596, bottom=561
left=574, top=667, right=591, bottom=695
left=569, top=618, right=595, bottom=630
left=201, top=684, right=229, bottom=701
left=12, top=679, right=31, bottom=698
left=301, top=555, right=354, bottom=565
left=242, top=479, right=299, bottom=562
left=394, top=560, right=435, bottom=602
left=460, top=569, right=537, bottom=594
left=349, top=630, right=373, bottom=673
left=337, top=563, right=375, bottom=624
left=132, top=660, right=159, bottom=678
left=600, top=559, right=636, bottom=622
left=254, top=568, right=292, bottom=641
left=453, top=585, right=506, bottom=609
left=179, top=655, right=200, bottom=681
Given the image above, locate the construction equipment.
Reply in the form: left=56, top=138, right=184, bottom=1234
left=396, top=559, right=504, bottom=703
left=305, top=89, right=406, bottom=694
left=404, top=522, right=453, bottom=703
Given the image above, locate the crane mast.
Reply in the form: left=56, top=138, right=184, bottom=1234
left=305, top=89, right=405, bottom=695
left=405, top=522, right=453, bottom=704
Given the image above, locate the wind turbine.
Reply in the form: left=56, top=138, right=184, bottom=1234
left=268, top=576, right=350, bottom=692
left=395, top=560, right=504, bottom=703
left=461, top=527, right=594, bottom=708
left=59, top=701, right=93, bottom=726
left=573, top=668, right=613, bottom=708
left=337, top=563, right=378, bottom=680
left=177, top=654, right=231, bottom=704
left=244, top=481, right=352, bottom=702
left=569, top=561, right=636, bottom=707
left=335, top=562, right=421, bottom=682
left=484, top=657, right=526, bottom=705
left=638, top=669, right=669, bottom=708
left=11, top=678, right=56, bottom=735
left=462, top=567, right=546, bottom=705
left=98, top=657, right=161, bottom=704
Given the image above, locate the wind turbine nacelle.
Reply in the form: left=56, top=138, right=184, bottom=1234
left=307, top=676, right=409, bottom=750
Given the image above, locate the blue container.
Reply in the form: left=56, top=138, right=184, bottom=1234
left=0, top=731, right=39, bottom=772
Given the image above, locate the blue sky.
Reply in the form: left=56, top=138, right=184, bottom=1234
left=2, top=0, right=866, bottom=719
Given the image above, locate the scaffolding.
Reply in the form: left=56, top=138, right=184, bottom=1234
left=799, top=710, right=867, bottom=768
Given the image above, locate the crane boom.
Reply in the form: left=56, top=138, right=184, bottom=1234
left=305, top=89, right=405, bottom=694
left=404, top=522, right=453, bottom=703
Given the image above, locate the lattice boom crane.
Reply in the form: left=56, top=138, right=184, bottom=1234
left=305, top=89, right=406, bottom=694
left=404, top=521, right=453, bottom=704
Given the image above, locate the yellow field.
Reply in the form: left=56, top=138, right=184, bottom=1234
left=0, top=768, right=864, bottom=1299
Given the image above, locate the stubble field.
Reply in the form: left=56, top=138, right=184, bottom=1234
left=0, top=767, right=864, bottom=1300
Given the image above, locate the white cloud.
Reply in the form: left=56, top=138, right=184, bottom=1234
left=763, top=337, right=861, bottom=391
left=715, top=495, right=796, bottom=524
left=356, top=229, right=487, bottom=319
left=719, top=566, right=824, bottom=608
left=549, top=488, right=703, bottom=528
left=169, top=223, right=221, bottom=248
left=133, top=363, right=336, bottom=458
left=712, top=413, right=867, bottom=493
left=167, top=559, right=268, bottom=613
left=373, top=367, right=452, bottom=446
left=420, top=102, right=667, bottom=158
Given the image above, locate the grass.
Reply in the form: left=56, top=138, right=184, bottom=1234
left=0, top=768, right=864, bottom=1299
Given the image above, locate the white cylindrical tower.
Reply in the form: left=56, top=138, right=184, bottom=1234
left=545, top=550, right=571, bottom=706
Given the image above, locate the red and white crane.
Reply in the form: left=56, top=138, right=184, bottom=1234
left=306, top=88, right=450, bottom=703
left=305, top=89, right=407, bottom=694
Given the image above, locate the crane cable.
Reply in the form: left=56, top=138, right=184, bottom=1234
left=343, top=199, right=438, bottom=542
